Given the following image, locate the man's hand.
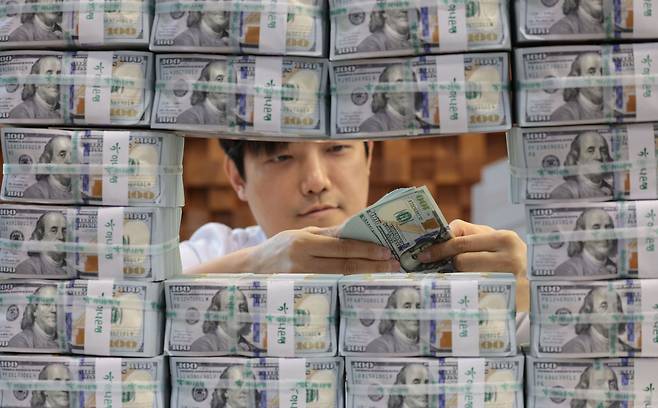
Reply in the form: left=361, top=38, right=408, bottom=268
left=248, top=226, right=400, bottom=274
left=418, top=220, right=527, bottom=276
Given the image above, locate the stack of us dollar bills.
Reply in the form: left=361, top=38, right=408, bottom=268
left=0, top=279, right=164, bottom=357
left=516, top=0, right=658, bottom=43
left=0, top=50, right=154, bottom=126
left=515, top=43, right=658, bottom=127
left=330, top=53, right=511, bottom=138
left=0, top=354, right=167, bottom=408
left=0, top=204, right=182, bottom=280
left=0, top=0, right=152, bottom=49
left=339, top=273, right=517, bottom=357
left=170, top=356, right=344, bottom=408
left=151, top=54, right=328, bottom=137
left=339, top=186, right=454, bottom=273
left=1, top=128, right=185, bottom=207
left=345, top=356, right=524, bottom=408
left=151, top=0, right=326, bottom=56
left=329, top=0, right=511, bottom=60
left=526, top=356, right=658, bottom=408
left=507, top=124, right=658, bottom=204
left=164, top=274, right=339, bottom=357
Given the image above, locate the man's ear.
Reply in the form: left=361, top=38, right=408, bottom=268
left=224, top=157, right=247, bottom=201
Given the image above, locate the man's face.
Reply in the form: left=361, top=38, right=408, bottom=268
left=394, top=288, right=420, bottom=339
left=590, top=288, right=619, bottom=338
left=384, top=9, right=409, bottom=35
left=38, top=0, right=62, bottom=26
left=239, top=142, right=372, bottom=237
left=402, top=364, right=429, bottom=408
left=384, top=65, right=415, bottom=116
left=218, top=290, right=249, bottom=335
left=43, top=364, right=70, bottom=408
left=205, top=62, right=228, bottom=113
left=584, top=367, right=618, bottom=408
left=48, top=136, right=71, bottom=186
left=41, top=212, right=66, bottom=263
left=577, top=132, right=610, bottom=184
left=577, top=53, right=603, bottom=105
left=224, top=366, right=252, bottom=408
left=580, top=0, right=603, bottom=19
left=34, top=286, right=57, bottom=334
left=581, top=209, right=615, bottom=261
left=35, top=57, right=61, bottom=106
left=203, top=11, right=229, bottom=32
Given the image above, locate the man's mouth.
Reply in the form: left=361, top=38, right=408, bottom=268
left=299, top=205, right=338, bottom=217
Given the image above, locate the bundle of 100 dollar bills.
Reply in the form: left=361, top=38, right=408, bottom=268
left=0, top=279, right=163, bottom=357
left=330, top=53, right=510, bottom=138
left=507, top=123, right=658, bottom=204
left=151, top=0, right=326, bottom=56
left=339, top=273, right=517, bottom=357
left=0, top=0, right=152, bottom=49
left=516, top=0, right=658, bottom=43
left=165, top=274, right=338, bottom=357
left=151, top=54, right=328, bottom=137
left=0, top=354, right=167, bottom=408
left=170, top=356, right=343, bottom=408
left=345, top=356, right=524, bottom=408
left=526, top=200, right=658, bottom=280
left=527, top=356, right=658, bottom=407
left=0, top=50, right=154, bottom=126
left=0, top=204, right=181, bottom=280
left=515, top=43, right=658, bottom=127
left=330, top=0, right=510, bottom=60
left=1, top=127, right=185, bottom=207
left=530, top=279, right=658, bottom=358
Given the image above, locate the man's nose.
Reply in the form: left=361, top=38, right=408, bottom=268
left=300, top=154, right=331, bottom=195
left=56, top=228, right=64, bottom=241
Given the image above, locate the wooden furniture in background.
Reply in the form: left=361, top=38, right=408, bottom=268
left=182, top=133, right=508, bottom=239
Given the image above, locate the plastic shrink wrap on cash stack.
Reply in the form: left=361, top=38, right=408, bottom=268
left=340, top=273, right=524, bottom=408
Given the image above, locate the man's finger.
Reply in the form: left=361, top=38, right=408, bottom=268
left=449, top=219, right=495, bottom=237
left=418, top=233, right=502, bottom=262
left=310, top=257, right=401, bottom=275
left=304, top=234, right=393, bottom=260
left=451, top=252, right=512, bottom=273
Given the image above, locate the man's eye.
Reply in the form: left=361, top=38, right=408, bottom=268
left=587, top=147, right=595, bottom=153
left=270, top=155, right=292, bottom=163
left=328, top=144, right=349, bottom=153
left=592, top=224, right=601, bottom=230
left=600, top=302, right=608, bottom=310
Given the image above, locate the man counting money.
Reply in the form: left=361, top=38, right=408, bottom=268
left=180, top=140, right=527, bottom=280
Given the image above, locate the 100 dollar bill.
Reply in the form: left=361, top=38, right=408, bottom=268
left=1, top=127, right=185, bottom=207
left=527, top=356, right=658, bottom=408
left=170, top=356, right=344, bottom=408
left=0, top=279, right=163, bottom=357
left=0, top=0, right=151, bottom=49
left=507, top=123, right=658, bottom=203
left=526, top=200, right=658, bottom=280
left=0, top=50, right=153, bottom=126
left=0, top=204, right=181, bottom=281
left=0, top=354, right=166, bottom=408
left=339, top=273, right=517, bottom=357
left=151, top=54, right=328, bottom=137
left=516, top=43, right=658, bottom=127
left=151, top=0, right=325, bottom=56
left=330, top=53, right=510, bottom=138
left=345, top=356, right=524, bottom=408
left=165, top=274, right=338, bottom=357
left=516, top=0, right=658, bottom=43
left=330, top=0, right=510, bottom=60
left=530, top=279, right=658, bottom=357
left=340, top=186, right=453, bottom=272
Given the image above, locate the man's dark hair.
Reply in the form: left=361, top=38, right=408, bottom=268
left=219, top=140, right=371, bottom=179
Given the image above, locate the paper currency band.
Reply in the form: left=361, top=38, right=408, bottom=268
left=531, top=310, right=658, bottom=324
left=347, top=382, right=523, bottom=396
left=517, top=73, right=658, bottom=90
left=0, top=379, right=162, bottom=392
left=509, top=159, right=658, bottom=178
left=329, top=0, right=503, bottom=16
left=339, top=307, right=514, bottom=321
left=0, top=236, right=180, bottom=256
left=155, top=79, right=326, bottom=98
left=0, top=293, right=164, bottom=312
left=155, top=0, right=323, bottom=16
left=174, top=377, right=337, bottom=391
left=0, top=0, right=147, bottom=16
left=330, top=80, right=509, bottom=95
left=528, top=386, right=646, bottom=402
left=3, top=163, right=183, bottom=176
left=166, top=309, right=337, bottom=324
left=0, top=73, right=148, bottom=90
left=527, top=226, right=658, bottom=245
